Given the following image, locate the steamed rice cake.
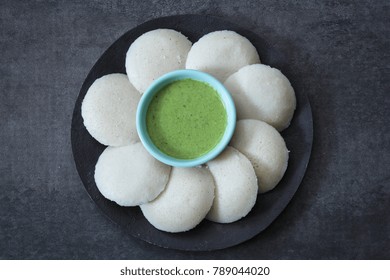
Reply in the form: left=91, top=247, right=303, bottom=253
left=140, top=167, right=215, bottom=233
left=125, top=29, right=192, bottom=93
left=230, top=119, right=289, bottom=193
left=224, top=64, right=296, bottom=131
left=185, top=30, right=260, bottom=82
left=206, top=147, right=258, bottom=223
left=81, top=73, right=140, bottom=146
left=94, top=143, right=171, bottom=207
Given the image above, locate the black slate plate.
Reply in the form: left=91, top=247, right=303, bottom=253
left=71, top=15, right=313, bottom=251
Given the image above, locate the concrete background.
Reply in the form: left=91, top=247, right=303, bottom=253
left=0, top=0, right=389, bottom=259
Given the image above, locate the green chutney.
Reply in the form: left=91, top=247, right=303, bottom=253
left=146, top=79, right=227, bottom=159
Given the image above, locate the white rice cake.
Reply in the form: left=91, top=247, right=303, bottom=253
left=81, top=73, right=140, bottom=146
left=224, top=64, right=296, bottom=131
left=125, top=29, right=192, bottom=93
left=230, top=119, right=289, bottom=193
left=140, top=167, right=215, bottom=233
left=185, top=30, right=260, bottom=82
left=94, top=142, right=171, bottom=207
left=206, top=147, right=258, bottom=223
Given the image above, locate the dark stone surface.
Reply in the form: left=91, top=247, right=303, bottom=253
left=0, top=0, right=389, bottom=259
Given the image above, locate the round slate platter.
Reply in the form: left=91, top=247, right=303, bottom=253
left=71, top=15, right=313, bottom=251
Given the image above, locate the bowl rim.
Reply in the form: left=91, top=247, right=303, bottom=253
left=136, top=69, right=236, bottom=167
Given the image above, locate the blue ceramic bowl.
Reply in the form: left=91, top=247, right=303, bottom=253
left=136, top=69, right=236, bottom=167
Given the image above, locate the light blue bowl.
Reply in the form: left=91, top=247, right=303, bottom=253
left=136, top=69, right=236, bottom=167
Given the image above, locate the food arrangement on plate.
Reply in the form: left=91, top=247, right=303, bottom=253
left=80, top=28, right=296, bottom=233
left=71, top=15, right=313, bottom=250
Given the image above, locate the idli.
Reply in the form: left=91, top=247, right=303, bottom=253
left=94, top=142, right=171, bottom=207
left=206, top=147, right=258, bottom=223
left=140, top=167, right=215, bottom=233
left=125, top=29, right=192, bottom=93
left=81, top=73, right=140, bottom=146
left=224, top=64, right=296, bottom=131
left=230, top=119, right=289, bottom=193
left=185, top=30, right=260, bottom=82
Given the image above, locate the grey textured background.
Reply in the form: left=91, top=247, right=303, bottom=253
left=0, top=0, right=389, bottom=259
